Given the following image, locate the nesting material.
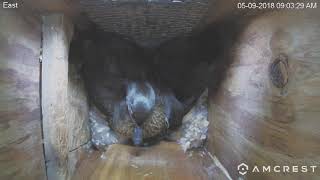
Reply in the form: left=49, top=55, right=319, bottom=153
left=89, top=106, right=119, bottom=150
left=177, top=89, right=209, bottom=151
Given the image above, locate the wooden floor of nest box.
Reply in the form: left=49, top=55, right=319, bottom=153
left=72, top=142, right=228, bottom=180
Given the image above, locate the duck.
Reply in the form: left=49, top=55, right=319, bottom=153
left=80, top=29, right=184, bottom=146
left=110, top=81, right=183, bottom=146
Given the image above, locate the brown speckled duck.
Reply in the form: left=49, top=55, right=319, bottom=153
left=81, top=31, right=184, bottom=146
left=110, top=81, right=181, bottom=146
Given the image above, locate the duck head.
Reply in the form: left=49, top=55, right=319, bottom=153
left=126, top=81, right=156, bottom=145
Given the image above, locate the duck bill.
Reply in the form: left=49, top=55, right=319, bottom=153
left=132, top=127, right=143, bottom=146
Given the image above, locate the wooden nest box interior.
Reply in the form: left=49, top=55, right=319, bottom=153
left=1, top=1, right=320, bottom=180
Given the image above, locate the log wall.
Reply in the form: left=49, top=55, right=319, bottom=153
left=208, top=9, right=320, bottom=180
left=0, top=10, right=46, bottom=180
left=41, top=14, right=90, bottom=180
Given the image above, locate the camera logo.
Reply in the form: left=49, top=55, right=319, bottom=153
left=238, top=163, right=249, bottom=175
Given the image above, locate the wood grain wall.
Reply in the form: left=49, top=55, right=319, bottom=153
left=0, top=10, right=46, bottom=180
left=41, top=14, right=90, bottom=180
left=208, top=9, right=320, bottom=180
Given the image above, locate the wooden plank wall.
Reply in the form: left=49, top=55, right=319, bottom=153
left=208, top=9, right=320, bottom=180
left=41, top=14, right=73, bottom=180
left=0, top=9, right=46, bottom=180
left=41, top=13, right=90, bottom=180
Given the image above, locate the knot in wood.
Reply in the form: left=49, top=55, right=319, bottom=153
left=269, top=54, right=289, bottom=88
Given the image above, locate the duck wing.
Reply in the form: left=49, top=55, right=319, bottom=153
left=142, top=99, right=169, bottom=139
left=111, top=101, right=136, bottom=138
